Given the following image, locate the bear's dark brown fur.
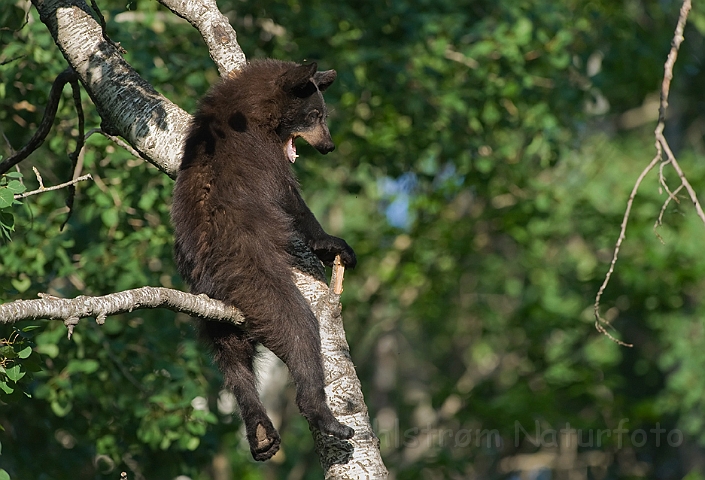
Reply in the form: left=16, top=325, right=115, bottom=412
left=171, top=59, right=356, bottom=461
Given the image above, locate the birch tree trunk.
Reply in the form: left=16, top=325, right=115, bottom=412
left=17, top=0, right=387, bottom=477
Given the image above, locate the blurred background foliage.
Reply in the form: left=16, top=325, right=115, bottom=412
left=2, top=0, right=705, bottom=478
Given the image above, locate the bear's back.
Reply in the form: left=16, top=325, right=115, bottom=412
left=171, top=60, right=299, bottom=299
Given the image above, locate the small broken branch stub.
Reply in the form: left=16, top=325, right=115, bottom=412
left=332, top=255, right=345, bottom=295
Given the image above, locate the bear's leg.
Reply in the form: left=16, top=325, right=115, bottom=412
left=201, top=321, right=281, bottom=461
left=249, top=289, right=355, bottom=441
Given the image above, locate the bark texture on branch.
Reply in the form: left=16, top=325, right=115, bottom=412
left=31, top=0, right=191, bottom=177
left=0, top=286, right=244, bottom=334
left=297, top=263, right=387, bottom=479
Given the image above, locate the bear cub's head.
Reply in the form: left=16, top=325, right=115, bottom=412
left=184, top=60, right=338, bottom=169
left=275, top=62, right=337, bottom=163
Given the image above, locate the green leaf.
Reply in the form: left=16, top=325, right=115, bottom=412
left=186, top=436, right=200, bottom=450
left=5, top=364, right=25, bottom=382
left=17, top=346, right=33, bottom=359
left=5, top=180, right=25, bottom=194
left=0, top=381, right=14, bottom=395
left=50, top=399, right=73, bottom=417
left=3, top=172, right=23, bottom=179
left=513, top=17, right=533, bottom=46
left=22, top=360, right=42, bottom=373
left=0, top=468, right=10, bottom=480
left=0, top=211, right=14, bottom=232
left=35, top=343, right=59, bottom=358
left=0, top=345, right=16, bottom=359
left=0, top=189, right=13, bottom=209
left=0, top=2, right=26, bottom=31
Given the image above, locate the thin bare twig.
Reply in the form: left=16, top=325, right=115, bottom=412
left=659, top=134, right=705, bottom=223
left=658, top=159, right=679, bottom=203
left=654, top=184, right=685, bottom=244
left=0, top=55, right=24, bottom=66
left=32, top=166, right=44, bottom=189
left=652, top=0, right=703, bottom=224
left=83, top=128, right=144, bottom=161
left=594, top=0, right=694, bottom=345
left=15, top=172, right=93, bottom=200
left=592, top=155, right=659, bottom=347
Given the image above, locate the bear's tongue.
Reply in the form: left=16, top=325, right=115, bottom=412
left=286, top=137, right=298, bottom=163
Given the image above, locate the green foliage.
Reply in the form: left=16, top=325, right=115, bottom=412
left=0, top=325, right=41, bottom=402
left=0, top=170, right=25, bottom=242
left=0, top=3, right=26, bottom=34
left=2, top=0, right=705, bottom=478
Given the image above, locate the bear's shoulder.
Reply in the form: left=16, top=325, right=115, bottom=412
left=196, top=60, right=297, bottom=126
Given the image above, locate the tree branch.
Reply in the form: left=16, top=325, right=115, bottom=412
left=14, top=167, right=93, bottom=199
left=0, top=257, right=388, bottom=476
left=0, top=286, right=244, bottom=338
left=87, top=128, right=146, bottom=161
left=654, top=0, right=705, bottom=224
left=594, top=0, right=695, bottom=345
left=61, top=75, right=86, bottom=229
left=31, top=0, right=191, bottom=177
left=303, top=258, right=388, bottom=479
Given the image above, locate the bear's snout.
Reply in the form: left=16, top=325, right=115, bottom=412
left=317, top=141, right=335, bottom=154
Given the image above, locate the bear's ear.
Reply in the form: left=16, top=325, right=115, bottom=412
left=313, top=69, right=336, bottom=92
left=279, top=63, right=318, bottom=95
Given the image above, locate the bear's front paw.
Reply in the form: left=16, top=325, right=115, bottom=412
left=311, top=236, right=357, bottom=269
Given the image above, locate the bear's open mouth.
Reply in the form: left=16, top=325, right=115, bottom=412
left=285, top=136, right=299, bottom=163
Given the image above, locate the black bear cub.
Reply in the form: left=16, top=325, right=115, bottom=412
left=171, top=59, right=356, bottom=461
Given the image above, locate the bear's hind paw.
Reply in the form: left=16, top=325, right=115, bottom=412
left=250, top=422, right=281, bottom=461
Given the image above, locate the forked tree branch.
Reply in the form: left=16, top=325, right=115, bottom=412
left=14, top=167, right=92, bottom=200
left=594, top=0, right=697, bottom=345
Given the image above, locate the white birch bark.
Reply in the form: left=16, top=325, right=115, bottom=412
left=0, top=287, right=244, bottom=330
left=296, top=265, right=388, bottom=479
